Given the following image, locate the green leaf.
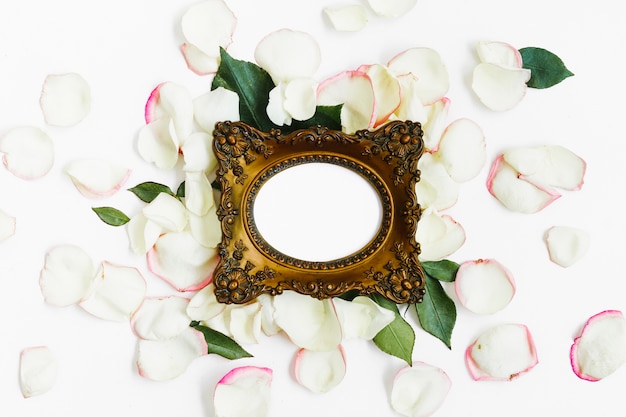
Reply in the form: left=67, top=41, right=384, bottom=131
left=415, top=275, right=456, bottom=349
left=421, top=260, right=460, bottom=282
left=190, top=321, right=253, bottom=360
left=128, top=182, right=174, bottom=203
left=520, top=47, right=574, bottom=89
left=175, top=181, right=185, bottom=199
left=92, top=207, right=130, bottom=226
left=212, top=48, right=276, bottom=132
left=371, top=294, right=415, bottom=365
left=287, top=105, right=343, bottom=133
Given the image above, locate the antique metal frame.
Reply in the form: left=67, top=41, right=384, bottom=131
left=212, top=120, right=426, bottom=304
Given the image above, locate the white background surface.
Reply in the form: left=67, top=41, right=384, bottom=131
left=1, top=0, right=625, bottom=416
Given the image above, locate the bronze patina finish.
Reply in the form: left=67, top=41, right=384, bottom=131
left=212, top=120, right=426, bottom=304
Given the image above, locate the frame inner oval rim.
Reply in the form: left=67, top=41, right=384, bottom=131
left=243, top=153, right=393, bottom=271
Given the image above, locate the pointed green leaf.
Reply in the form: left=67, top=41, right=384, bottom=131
left=520, top=47, right=574, bottom=89
left=212, top=48, right=276, bottom=132
left=421, top=260, right=460, bottom=282
left=92, top=207, right=130, bottom=226
left=176, top=181, right=185, bottom=199
left=128, top=182, right=175, bottom=203
left=286, top=105, right=343, bottom=133
left=371, top=294, right=415, bottom=365
left=415, top=275, right=456, bottom=349
left=190, top=321, right=253, bottom=360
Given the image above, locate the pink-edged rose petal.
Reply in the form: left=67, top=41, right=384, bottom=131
left=420, top=97, right=450, bottom=151
left=388, top=48, right=449, bottom=105
left=390, top=362, right=451, bottom=417
left=333, top=296, right=395, bottom=340
left=181, top=0, right=236, bottom=59
left=193, top=87, right=240, bottom=135
left=0, top=209, right=16, bottom=242
left=360, top=64, right=401, bottom=127
left=472, top=62, right=531, bottom=111
left=39, top=244, right=94, bottom=307
left=273, top=291, right=342, bottom=351
left=137, top=326, right=207, bottom=381
left=571, top=310, right=626, bottom=381
left=414, top=152, right=459, bottom=211
left=545, top=226, right=590, bottom=267
left=79, top=261, right=147, bottom=321
left=64, top=159, right=130, bottom=198
left=436, top=118, right=486, bottom=182
left=323, top=5, right=368, bottom=32
left=455, top=259, right=515, bottom=315
left=40, top=73, right=91, bottom=127
left=415, top=210, right=465, bottom=261
left=131, top=296, right=191, bottom=340
left=466, top=323, right=538, bottom=381
left=181, top=42, right=221, bottom=75
left=294, top=346, right=346, bottom=393
left=142, top=192, right=188, bottom=232
left=476, top=41, right=523, bottom=68
left=19, top=346, right=58, bottom=398
left=367, top=0, right=417, bottom=17
left=254, top=29, right=320, bottom=84
left=393, top=73, right=427, bottom=123
left=186, top=283, right=225, bottom=321
left=147, top=231, right=219, bottom=292
left=0, top=126, right=54, bottom=180
left=214, top=366, right=273, bottom=417
left=317, top=70, right=375, bottom=133
left=144, top=82, right=193, bottom=140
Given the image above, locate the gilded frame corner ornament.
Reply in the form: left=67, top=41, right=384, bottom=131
left=212, top=120, right=426, bottom=305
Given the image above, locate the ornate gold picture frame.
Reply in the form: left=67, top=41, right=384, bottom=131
left=212, top=120, right=426, bottom=304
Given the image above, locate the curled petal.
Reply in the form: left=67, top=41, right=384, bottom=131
left=388, top=48, right=449, bottom=105
left=545, top=226, right=590, bottom=267
left=186, top=283, right=225, bottom=321
left=393, top=73, right=427, bottom=124
left=571, top=310, right=626, bottom=381
left=466, top=323, right=538, bottom=381
left=79, top=261, right=147, bottom=322
left=476, top=41, right=523, bottom=68
left=40, top=73, right=91, bottom=127
left=416, top=210, right=466, bottom=261
left=214, top=366, right=273, bottom=417
left=193, top=87, right=240, bottom=135
left=0, top=209, right=16, bottom=242
left=19, top=346, right=58, bottom=398
left=294, top=347, right=346, bottom=393
left=317, top=70, right=375, bottom=133
left=64, top=159, right=130, bottom=198
left=333, top=296, right=395, bottom=340
left=254, top=29, right=320, bottom=84
left=0, top=126, right=54, bottom=180
left=147, top=231, right=219, bottom=292
left=137, top=326, right=207, bottom=381
left=144, top=82, right=193, bottom=141
left=390, top=362, right=451, bottom=417
left=142, top=192, right=188, bottom=232
left=455, top=259, right=515, bottom=315
left=181, top=42, right=219, bottom=75
left=436, top=118, right=486, bottom=182
left=266, top=84, right=291, bottom=126
left=367, top=0, right=417, bottom=17
left=181, top=0, right=236, bottom=57
left=361, top=64, right=401, bottom=127
left=131, top=296, right=191, bottom=341
left=257, top=294, right=281, bottom=336
left=421, top=97, right=450, bottom=151
left=415, top=152, right=459, bottom=211
left=472, top=63, right=530, bottom=111
left=39, top=244, right=94, bottom=307
left=323, top=5, right=368, bottom=32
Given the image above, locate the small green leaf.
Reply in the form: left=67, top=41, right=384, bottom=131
left=422, top=260, right=460, bottom=282
left=190, top=321, right=253, bottom=360
left=371, top=294, right=415, bottom=365
left=92, top=207, right=130, bottom=226
left=415, top=275, right=456, bottom=349
left=520, top=47, right=574, bottom=89
left=128, top=182, right=174, bottom=203
left=287, top=105, right=343, bottom=133
left=176, top=181, right=185, bottom=199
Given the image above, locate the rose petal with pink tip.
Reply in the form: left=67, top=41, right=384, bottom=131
left=476, top=41, right=523, bottom=68
left=137, top=326, right=207, bottom=381
left=545, top=225, right=590, bottom=267
left=323, top=5, right=368, bottom=32
left=0, top=209, right=16, bottom=242
left=40, top=73, right=91, bottom=127
left=131, top=296, right=191, bottom=341
left=420, top=97, right=450, bottom=151
left=181, top=0, right=236, bottom=58
left=472, top=62, right=531, bottom=111
left=254, top=29, right=320, bottom=84
left=64, top=159, right=130, bottom=198
left=466, top=323, right=538, bottom=381
left=571, top=310, right=626, bottom=381
left=416, top=210, right=465, bottom=261
left=393, top=73, right=427, bottom=123
left=436, top=118, right=486, bottom=182
left=181, top=43, right=219, bottom=75
left=360, top=64, right=401, bottom=127
left=415, top=153, right=459, bottom=211
left=144, top=82, right=193, bottom=141
left=79, top=261, right=147, bottom=322
left=390, top=362, right=451, bottom=417
left=19, top=346, right=58, bottom=398
left=295, top=346, right=346, bottom=393
left=455, top=259, right=515, bottom=315
left=39, top=244, right=95, bottom=307
left=388, top=48, right=449, bottom=105
left=147, top=231, right=219, bottom=292
left=317, top=70, right=375, bottom=133
left=214, top=366, right=273, bottom=417
left=0, top=126, right=54, bottom=180
left=367, top=0, right=417, bottom=17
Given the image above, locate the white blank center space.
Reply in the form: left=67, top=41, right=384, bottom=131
left=253, top=163, right=383, bottom=262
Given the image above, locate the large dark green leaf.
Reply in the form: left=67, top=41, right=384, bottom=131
left=212, top=48, right=276, bottom=132
left=415, top=275, right=456, bottom=349
left=128, top=182, right=175, bottom=203
left=190, top=321, right=253, bottom=360
left=371, top=294, right=415, bottom=365
left=520, top=47, right=574, bottom=89
left=92, top=207, right=130, bottom=226
left=287, top=105, right=343, bottom=133
left=422, top=260, right=459, bottom=282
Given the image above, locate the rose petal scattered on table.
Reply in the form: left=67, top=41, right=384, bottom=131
left=19, top=346, right=58, bottom=398
left=545, top=226, right=590, bottom=267
left=142, top=192, right=188, bottom=232
left=390, top=362, right=451, bottom=417
left=0, top=126, right=54, bottom=180
left=472, top=62, right=531, bottom=111
left=416, top=209, right=465, bottom=261
left=40, top=73, right=91, bottom=126
left=214, top=366, right=273, bottom=417
left=40, top=244, right=95, bottom=307
left=359, top=63, right=402, bottom=127
left=294, top=346, right=346, bottom=393
left=455, top=259, right=515, bottom=314
left=367, top=0, right=417, bottom=18
left=388, top=47, right=449, bottom=105
left=476, top=41, right=523, bottom=68
left=436, top=118, right=486, bottom=182
left=64, top=159, right=130, bottom=198
left=323, top=5, right=368, bottom=32
left=415, top=152, right=459, bottom=211
left=0, top=209, right=16, bottom=242
left=193, top=87, right=240, bottom=136
left=333, top=296, right=395, bottom=340
left=187, top=283, right=225, bottom=322
left=131, top=296, right=191, bottom=341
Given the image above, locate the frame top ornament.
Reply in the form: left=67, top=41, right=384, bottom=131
left=212, top=120, right=426, bottom=304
